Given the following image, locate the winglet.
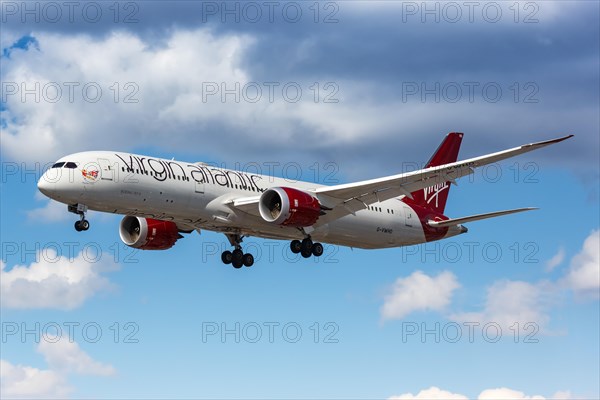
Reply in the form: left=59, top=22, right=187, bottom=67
left=524, top=134, right=574, bottom=148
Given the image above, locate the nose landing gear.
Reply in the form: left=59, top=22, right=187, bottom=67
left=69, top=204, right=90, bottom=232
left=74, top=219, right=90, bottom=232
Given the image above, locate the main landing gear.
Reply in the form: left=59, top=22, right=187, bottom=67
left=220, top=234, right=323, bottom=268
left=221, top=234, right=254, bottom=269
left=68, top=204, right=90, bottom=232
left=290, top=237, right=324, bottom=258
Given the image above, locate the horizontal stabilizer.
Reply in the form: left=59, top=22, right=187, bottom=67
left=427, top=207, right=538, bottom=228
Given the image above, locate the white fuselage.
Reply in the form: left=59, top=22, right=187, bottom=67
left=38, top=151, right=464, bottom=249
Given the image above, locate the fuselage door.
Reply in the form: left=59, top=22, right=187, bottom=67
left=98, top=158, right=114, bottom=181
left=403, top=205, right=414, bottom=227
left=194, top=180, right=205, bottom=194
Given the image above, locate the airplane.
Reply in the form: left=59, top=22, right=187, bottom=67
left=37, top=133, right=573, bottom=268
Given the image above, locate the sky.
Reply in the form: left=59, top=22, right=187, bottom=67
left=0, top=1, right=599, bottom=399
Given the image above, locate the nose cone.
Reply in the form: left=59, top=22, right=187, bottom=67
left=37, top=174, right=54, bottom=197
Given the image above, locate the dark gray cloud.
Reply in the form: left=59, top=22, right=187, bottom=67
left=2, top=1, right=598, bottom=181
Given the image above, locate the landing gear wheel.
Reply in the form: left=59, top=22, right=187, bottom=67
left=221, top=250, right=233, bottom=264
left=75, top=219, right=90, bottom=231
left=223, top=234, right=255, bottom=268
left=301, top=238, right=313, bottom=253
left=242, top=253, right=254, bottom=267
left=312, top=242, right=324, bottom=257
left=232, top=249, right=244, bottom=268
left=290, top=240, right=302, bottom=254
left=301, top=248, right=312, bottom=258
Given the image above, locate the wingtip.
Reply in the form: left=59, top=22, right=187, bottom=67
left=556, top=134, right=574, bottom=142
left=527, top=134, right=574, bottom=147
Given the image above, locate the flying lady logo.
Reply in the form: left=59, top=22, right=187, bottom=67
left=423, top=182, right=449, bottom=208
left=82, top=168, right=99, bottom=182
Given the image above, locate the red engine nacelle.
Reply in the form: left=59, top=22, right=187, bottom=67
left=119, top=216, right=182, bottom=250
left=259, top=187, right=321, bottom=227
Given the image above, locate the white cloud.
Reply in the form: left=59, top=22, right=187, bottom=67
left=1, top=29, right=253, bottom=163
left=0, top=360, right=71, bottom=399
left=0, top=249, right=118, bottom=309
left=27, top=197, right=115, bottom=224
left=1, top=338, right=115, bottom=399
left=389, top=386, right=468, bottom=399
left=545, top=246, right=565, bottom=272
left=381, top=270, right=460, bottom=321
left=0, top=29, right=523, bottom=171
left=389, top=387, right=570, bottom=400
left=38, top=338, right=116, bottom=376
left=550, top=391, right=573, bottom=400
left=382, top=231, right=600, bottom=333
left=478, top=387, right=546, bottom=399
left=27, top=199, right=71, bottom=223
left=562, top=230, right=600, bottom=297
left=2, top=28, right=396, bottom=164
left=449, top=280, right=551, bottom=334
left=439, top=230, right=600, bottom=336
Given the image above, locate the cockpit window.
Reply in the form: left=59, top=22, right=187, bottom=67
left=64, top=162, right=78, bottom=169
left=51, top=162, right=65, bottom=168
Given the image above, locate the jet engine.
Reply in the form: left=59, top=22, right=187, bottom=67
left=258, top=187, right=321, bottom=227
left=119, top=216, right=182, bottom=250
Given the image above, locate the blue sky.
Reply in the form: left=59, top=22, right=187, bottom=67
left=1, top=1, right=599, bottom=399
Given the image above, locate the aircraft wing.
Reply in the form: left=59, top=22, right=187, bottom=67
left=310, top=135, right=572, bottom=225
left=226, top=135, right=572, bottom=224
left=229, top=195, right=262, bottom=217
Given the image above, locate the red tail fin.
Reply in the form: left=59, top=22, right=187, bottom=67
left=403, top=132, right=463, bottom=214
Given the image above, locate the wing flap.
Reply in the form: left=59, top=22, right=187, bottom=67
left=228, top=196, right=262, bottom=217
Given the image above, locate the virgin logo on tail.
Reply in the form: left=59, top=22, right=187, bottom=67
left=424, top=182, right=449, bottom=209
